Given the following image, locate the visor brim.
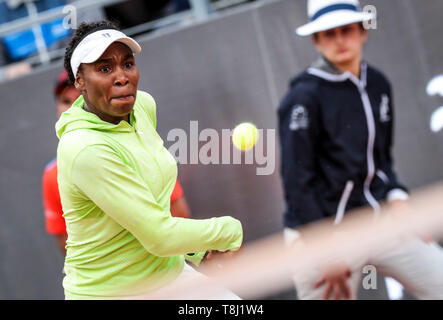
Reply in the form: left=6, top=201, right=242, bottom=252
left=81, top=37, right=142, bottom=64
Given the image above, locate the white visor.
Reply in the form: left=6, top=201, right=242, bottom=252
left=70, top=29, right=142, bottom=78
left=296, top=10, right=374, bottom=36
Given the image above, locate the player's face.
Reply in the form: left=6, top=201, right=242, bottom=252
left=313, top=23, right=367, bottom=67
left=76, top=42, right=139, bottom=124
left=56, top=86, right=81, bottom=117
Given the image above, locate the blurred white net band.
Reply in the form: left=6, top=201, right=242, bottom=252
left=138, top=182, right=443, bottom=300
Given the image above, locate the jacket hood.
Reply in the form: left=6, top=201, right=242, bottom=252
left=56, top=94, right=134, bottom=139
left=289, top=56, right=341, bottom=88
left=288, top=56, right=368, bottom=88
left=309, top=55, right=342, bottom=75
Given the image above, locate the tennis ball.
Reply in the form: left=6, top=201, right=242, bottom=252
left=232, top=122, right=259, bottom=151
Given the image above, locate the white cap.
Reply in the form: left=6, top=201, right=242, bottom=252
left=296, top=0, right=375, bottom=36
left=70, top=29, right=142, bottom=78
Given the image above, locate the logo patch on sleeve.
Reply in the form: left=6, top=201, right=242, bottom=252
left=380, top=94, right=391, bottom=122
left=289, top=105, right=309, bottom=131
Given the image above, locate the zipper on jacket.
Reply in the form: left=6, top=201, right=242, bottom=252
left=358, top=86, right=381, bottom=214
left=334, top=180, right=354, bottom=224
left=376, top=169, right=390, bottom=184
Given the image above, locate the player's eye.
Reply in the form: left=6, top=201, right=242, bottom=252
left=99, top=65, right=111, bottom=73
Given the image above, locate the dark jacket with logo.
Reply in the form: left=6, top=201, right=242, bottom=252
left=277, top=57, right=408, bottom=229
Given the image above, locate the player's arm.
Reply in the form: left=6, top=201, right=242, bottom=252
left=170, top=195, right=239, bottom=265
left=71, top=144, right=243, bottom=257
left=168, top=182, right=211, bottom=265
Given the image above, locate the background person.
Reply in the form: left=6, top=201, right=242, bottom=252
left=277, top=0, right=443, bottom=300
left=42, top=70, right=80, bottom=254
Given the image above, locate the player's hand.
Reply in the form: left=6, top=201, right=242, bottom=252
left=205, top=248, right=242, bottom=260
left=202, top=248, right=243, bottom=270
left=314, top=262, right=352, bottom=300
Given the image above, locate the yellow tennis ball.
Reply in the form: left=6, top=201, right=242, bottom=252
left=232, top=122, right=259, bottom=151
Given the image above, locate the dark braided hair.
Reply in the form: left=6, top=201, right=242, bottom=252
left=64, top=20, right=120, bottom=83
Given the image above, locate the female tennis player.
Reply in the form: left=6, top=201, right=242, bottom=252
left=56, top=21, right=243, bottom=299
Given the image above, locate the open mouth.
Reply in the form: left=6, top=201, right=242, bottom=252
left=112, top=95, right=135, bottom=102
